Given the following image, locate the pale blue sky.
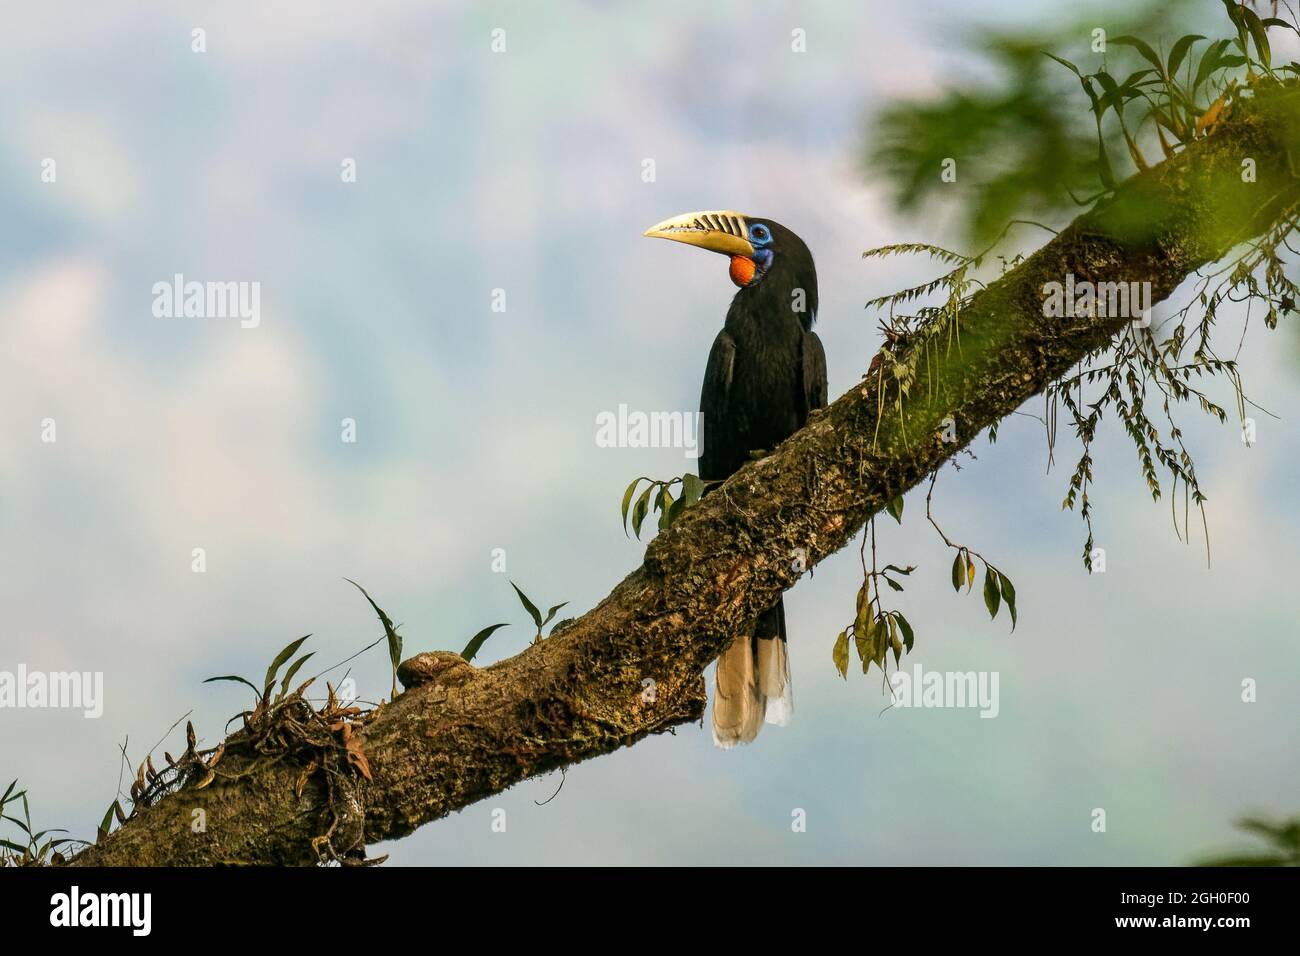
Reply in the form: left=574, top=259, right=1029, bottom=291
left=0, top=0, right=1295, bottom=865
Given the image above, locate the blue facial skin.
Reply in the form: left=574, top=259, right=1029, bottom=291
left=748, top=222, right=774, bottom=274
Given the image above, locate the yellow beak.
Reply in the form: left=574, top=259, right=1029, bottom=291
left=643, top=210, right=754, bottom=258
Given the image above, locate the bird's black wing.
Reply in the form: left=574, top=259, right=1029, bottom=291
left=801, top=330, right=828, bottom=418
left=699, top=330, right=737, bottom=482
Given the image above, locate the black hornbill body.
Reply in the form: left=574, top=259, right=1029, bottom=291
left=645, top=210, right=827, bottom=747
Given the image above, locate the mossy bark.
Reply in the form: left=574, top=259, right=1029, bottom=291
left=71, top=89, right=1300, bottom=866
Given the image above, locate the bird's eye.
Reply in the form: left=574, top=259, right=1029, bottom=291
left=749, top=223, right=771, bottom=244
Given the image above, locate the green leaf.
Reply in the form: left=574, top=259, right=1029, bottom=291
left=883, top=564, right=914, bottom=575
left=1044, top=52, right=1082, bottom=78
left=1097, top=137, right=1117, bottom=189
left=682, top=473, right=705, bottom=505
left=983, top=567, right=1001, bottom=620
left=1168, top=35, right=1206, bottom=77
left=665, top=495, right=686, bottom=527
left=203, top=674, right=264, bottom=698
left=1, top=780, right=16, bottom=807
left=888, top=615, right=903, bottom=665
left=631, top=484, right=653, bottom=538
left=1118, top=69, right=1156, bottom=96
left=853, top=624, right=870, bottom=665
left=263, top=634, right=311, bottom=696
left=854, top=584, right=871, bottom=637
left=999, top=574, right=1018, bottom=631
left=10, top=802, right=30, bottom=835
left=1235, top=816, right=1298, bottom=844
left=832, top=630, right=850, bottom=679
left=278, top=652, right=314, bottom=699
left=951, top=552, right=964, bottom=592
left=542, top=602, right=568, bottom=628
left=346, top=578, right=403, bottom=675
left=1150, top=105, right=1183, bottom=137
left=621, top=478, right=640, bottom=534
left=98, top=804, right=115, bottom=842
left=884, top=576, right=905, bottom=592
left=461, top=623, right=509, bottom=663
left=1193, top=38, right=1231, bottom=91
left=1241, top=7, right=1271, bottom=68
left=657, top=488, right=675, bottom=530
left=866, top=614, right=885, bottom=671
left=895, top=612, right=915, bottom=652
left=1092, top=70, right=1123, bottom=116
left=510, top=581, right=543, bottom=628
left=885, top=494, right=904, bottom=523
left=1111, top=35, right=1163, bottom=73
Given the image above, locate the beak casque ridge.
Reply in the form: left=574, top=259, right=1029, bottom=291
left=643, top=209, right=754, bottom=257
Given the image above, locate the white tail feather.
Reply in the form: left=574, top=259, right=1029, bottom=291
left=711, top=629, right=793, bottom=747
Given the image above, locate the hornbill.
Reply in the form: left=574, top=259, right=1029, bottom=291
left=644, top=210, right=827, bottom=747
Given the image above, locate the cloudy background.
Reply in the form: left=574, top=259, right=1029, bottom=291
left=1, top=0, right=1295, bottom=865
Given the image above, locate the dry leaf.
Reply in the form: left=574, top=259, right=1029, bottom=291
left=295, top=761, right=319, bottom=800
left=1197, top=95, right=1226, bottom=136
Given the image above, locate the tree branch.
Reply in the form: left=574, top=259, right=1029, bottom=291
left=72, top=88, right=1300, bottom=866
